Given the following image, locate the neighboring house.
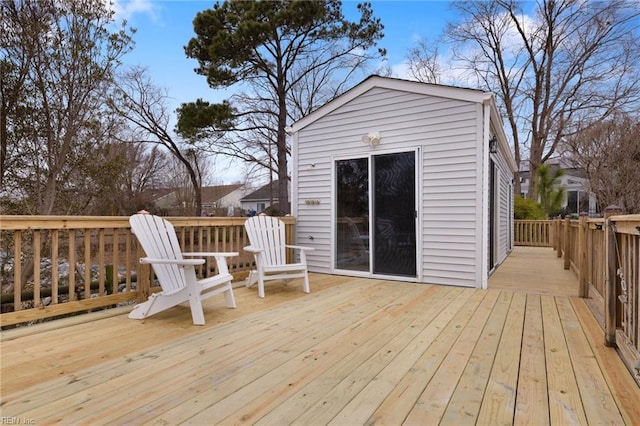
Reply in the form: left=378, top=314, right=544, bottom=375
left=146, top=188, right=179, bottom=213
left=240, top=180, right=288, bottom=216
left=289, top=75, right=518, bottom=289
left=201, top=184, right=247, bottom=216
left=152, top=184, right=246, bottom=216
left=519, top=156, right=599, bottom=216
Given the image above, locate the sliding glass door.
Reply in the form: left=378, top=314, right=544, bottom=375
left=373, top=152, right=416, bottom=276
left=336, top=158, right=370, bottom=272
left=335, top=151, right=417, bottom=277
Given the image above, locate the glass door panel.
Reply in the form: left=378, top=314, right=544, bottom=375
left=335, top=158, right=370, bottom=272
left=373, top=152, right=416, bottom=276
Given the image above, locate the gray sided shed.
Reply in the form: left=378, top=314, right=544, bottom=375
left=290, top=76, right=518, bottom=289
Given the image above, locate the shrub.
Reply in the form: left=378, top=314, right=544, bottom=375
left=514, top=196, right=546, bottom=219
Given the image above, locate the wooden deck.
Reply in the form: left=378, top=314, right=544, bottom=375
left=489, top=246, right=580, bottom=297
left=1, top=247, right=639, bottom=425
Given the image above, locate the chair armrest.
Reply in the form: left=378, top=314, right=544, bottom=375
left=243, top=246, right=264, bottom=254
left=286, top=245, right=315, bottom=252
left=183, top=252, right=239, bottom=258
left=140, top=257, right=205, bottom=266
left=182, top=252, right=237, bottom=276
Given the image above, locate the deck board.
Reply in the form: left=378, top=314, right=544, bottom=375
left=555, top=297, right=624, bottom=424
left=441, top=291, right=514, bottom=425
left=514, top=293, right=550, bottom=425
left=1, top=247, right=639, bottom=425
left=403, top=289, right=500, bottom=425
left=475, top=291, right=526, bottom=426
left=541, top=294, right=589, bottom=425
left=364, top=288, right=481, bottom=426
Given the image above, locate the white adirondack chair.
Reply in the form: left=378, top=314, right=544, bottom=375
left=244, top=215, right=314, bottom=298
left=128, top=213, right=237, bottom=325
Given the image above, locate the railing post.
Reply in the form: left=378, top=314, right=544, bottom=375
left=586, top=219, right=593, bottom=299
left=604, top=205, right=623, bottom=347
left=556, top=218, right=562, bottom=256
left=136, top=244, right=151, bottom=303
left=578, top=213, right=588, bottom=297
left=563, top=216, right=570, bottom=270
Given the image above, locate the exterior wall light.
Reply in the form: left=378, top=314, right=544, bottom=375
left=362, top=132, right=381, bottom=147
left=489, top=136, right=498, bottom=154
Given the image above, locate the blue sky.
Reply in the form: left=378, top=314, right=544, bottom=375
left=112, top=0, right=457, bottom=183
left=115, top=0, right=456, bottom=110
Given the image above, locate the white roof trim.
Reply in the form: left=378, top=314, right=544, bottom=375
left=485, top=95, right=518, bottom=173
left=290, top=75, right=490, bottom=133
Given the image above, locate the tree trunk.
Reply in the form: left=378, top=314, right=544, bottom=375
left=277, top=77, right=289, bottom=215
left=184, top=160, right=202, bottom=216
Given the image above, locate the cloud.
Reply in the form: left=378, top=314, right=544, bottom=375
left=108, top=0, right=159, bottom=23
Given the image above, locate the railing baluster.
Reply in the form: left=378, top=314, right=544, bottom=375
left=84, top=230, right=91, bottom=299
left=13, top=231, right=22, bottom=311
left=112, top=228, right=119, bottom=294
left=69, top=229, right=76, bottom=301
left=98, top=228, right=105, bottom=296
left=52, top=229, right=59, bottom=304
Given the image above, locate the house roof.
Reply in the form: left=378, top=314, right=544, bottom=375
left=290, top=75, right=492, bottom=133
left=148, top=184, right=243, bottom=205
left=241, top=180, right=281, bottom=202
left=518, top=156, right=587, bottom=179
left=146, top=187, right=174, bottom=201
left=201, top=184, right=243, bottom=203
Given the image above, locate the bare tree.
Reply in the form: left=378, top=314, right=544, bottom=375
left=406, top=37, right=443, bottom=84
left=410, top=1, right=640, bottom=198
left=87, top=141, right=170, bottom=215
left=0, top=0, right=134, bottom=214
left=164, top=149, right=216, bottom=216
left=109, top=67, right=211, bottom=216
left=566, top=112, right=640, bottom=213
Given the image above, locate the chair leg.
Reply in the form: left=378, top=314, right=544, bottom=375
left=258, top=275, right=265, bottom=298
left=185, top=272, right=205, bottom=325
left=224, top=284, right=236, bottom=308
left=128, top=290, right=188, bottom=320
left=246, top=270, right=258, bottom=288
left=302, top=270, right=310, bottom=294
left=187, top=293, right=206, bottom=325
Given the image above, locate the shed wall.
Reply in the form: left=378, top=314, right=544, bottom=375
left=294, top=87, right=483, bottom=287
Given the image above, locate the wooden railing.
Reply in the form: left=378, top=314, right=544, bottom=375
left=520, top=214, right=639, bottom=386
left=514, top=220, right=554, bottom=246
left=516, top=218, right=608, bottom=297
left=603, top=215, right=640, bottom=386
left=0, top=215, right=296, bottom=328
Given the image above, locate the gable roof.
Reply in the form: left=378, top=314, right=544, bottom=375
left=147, top=184, right=243, bottom=205
left=290, top=75, right=492, bottom=133
left=241, top=180, right=281, bottom=202
left=201, top=184, right=243, bottom=203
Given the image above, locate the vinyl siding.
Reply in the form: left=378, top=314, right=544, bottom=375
left=492, top=147, right=515, bottom=265
left=295, top=86, right=483, bottom=287
left=421, top=98, right=480, bottom=287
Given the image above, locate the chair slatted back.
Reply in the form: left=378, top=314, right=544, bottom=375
left=130, top=214, right=186, bottom=295
left=245, top=216, right=287, bottom=266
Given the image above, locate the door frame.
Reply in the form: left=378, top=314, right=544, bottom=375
left=330, top=147, right=421, bottom=282
left=488, top=158, right=500, bottom=273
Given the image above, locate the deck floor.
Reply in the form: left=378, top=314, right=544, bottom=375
left=1, top=247, right=639, bottom=425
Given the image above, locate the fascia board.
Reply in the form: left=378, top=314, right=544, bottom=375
left=484, top=94, right=518, bottom=173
